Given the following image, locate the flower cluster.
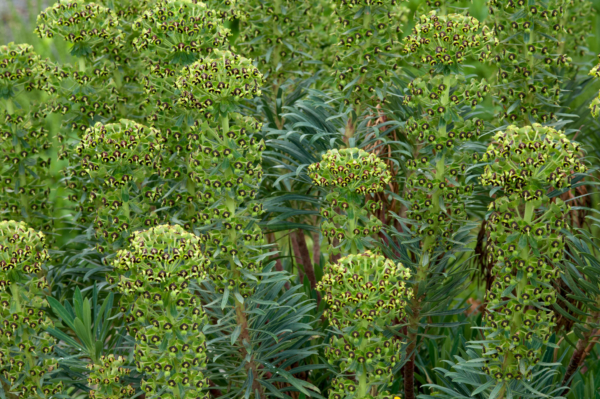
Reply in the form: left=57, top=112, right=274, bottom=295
left=0, top=44, right=54, bottom=233
left=401, top=12, right=495, bottom=68
left=132, top=0, right=232, bottom=66
left=70, top=120, right=169, bottom=252
left=402, top=13, right=493, bottom=251
left=589, top=60, right=600, bottom=117
left=318, top=251, right=411, bottom=399
left=308, top=148, right=390, bottom=255
left=563, top=0, right=594, bottom=57
left=187, top=114, right=266, bottom=296
left=479, top=124, right=585, bottom=380
left=108, top=225, right=210, bottom=399
left=0, top=43, right=46, bottom=98
left=35, top=1, right=122, bottom=59
left=331, top=0, right=410, bottom=106
left=176, top=49, right=263, bottom=117
left=487, top=0, right=572, bottom=124
left=87, top=354, right=135, bottom=399
left=237, top=0, right=312, bottom=81
left=0, top=221, right=63, bottom=398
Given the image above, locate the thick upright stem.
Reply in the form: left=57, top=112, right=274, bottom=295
left=404, top=292, right=421, bottom=399
left=358, top=368, right=368, bottom=397
left=561, top=311, right=600, bottom=395
left=234, top=300, right=265, bottom=399
left=221, top=115, right=229, bottom=133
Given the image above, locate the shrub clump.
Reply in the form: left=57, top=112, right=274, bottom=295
left=480, top=124, right=586, bottom=381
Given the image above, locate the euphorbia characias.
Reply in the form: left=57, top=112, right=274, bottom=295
left=399, top=11, right=495, bottom=399
left=487, top=0, right=572, bottom=124
left=318, top=251, right=410, bottom=399
left=0, top=44, right=54, bottom=233
left=330, top=0, right=410, bottom=109
left=0, top=220, right=63, bottom=398
left=479, top=124, right=586, bottom=382
left=311, top=149, right=410, bottom=399
left=402, top=12, right=495, bottom=250
left=175, top=49, right=266, bottom=295
left=72, top=120, right=168, bottom=253
left=87, top=354, right=135, bottom=399
left=307, top=148, right=390, bottom=255
left=108, top=224, right=210, bottom=399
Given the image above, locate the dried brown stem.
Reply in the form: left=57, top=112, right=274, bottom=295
left=560, top=311, right=600, bottom=396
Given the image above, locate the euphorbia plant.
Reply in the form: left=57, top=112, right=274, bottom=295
left=310, top=148, right=411, bottom=399
left=0, top=220, right=63, bottom=398
left=397, top=11, right=495, bottom=399
left=0, top=43, right=54, bottom=233
left=108, top=224, right=210, bottom=399
left=487, top=0, right=573, bottom=125
left=175, top=48, right=265, bottom=296
left=308, top=148, right=390, bottom=255
left=479, top=124, right=586, bottom=383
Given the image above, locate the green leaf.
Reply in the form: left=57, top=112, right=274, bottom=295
left=47, top=296, right=77, bottom=331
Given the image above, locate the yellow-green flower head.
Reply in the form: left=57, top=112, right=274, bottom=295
left=176, top=50, right=264, bottom=114
left=402, top=12, right=496, bottom=67
left=109, top=225, right=209, bottom=398
left=0, top=220, right=48, bottom=290
left=308, top=148, right=391, bottom=195
left=333, top=0, right=399, bottom=8
left=480, top=124, right=585, bottom=199
left=0, top=221, right=62, bottom=398
left=35, top=1, right=121, bottom=57
left=87, top=354, right=135, bottom=399
left=317, top=251, right=411, bottom=328
left=589, top=60, right=600, bottom=117
left=76, top=119, right=166, bottom=179
left=132, top=0, right=231, bottom=63
left=0, top=43, right=45, bottom=99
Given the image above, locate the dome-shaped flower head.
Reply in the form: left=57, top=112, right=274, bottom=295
left=318, top=251, right=411, bottom=328
left=480, top=124, right=586, bottom=199
left=87, top=354, right=135, bottom=399
left=176, top=49, right=264, bottom=117
left=309, top=148, right=391, bottom=254
left=35, top=0, right=121, bottom=59
left=109, top=225, right=209, bottom=398
left=402, top=12, right=496, bottom=69
left=0, top=220, right=48, bottom=288
left=72, top=120, right=168, bottom=249
left=317, top=251, right=411, bottom=398
left=308, top=148, right=390, bottom=195
left=0, top=43, right=46, bottom=100
left=132, top=0, right=232, bottom=65
left=0, top=221, right=63, bottom=398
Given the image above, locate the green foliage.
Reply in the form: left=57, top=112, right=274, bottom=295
left=308, top=148, right=390, bottom=254
left=479, top=124, right=586, bottom=381
left=1, top=1, right=599, bottom=399
left=0, top=220, right=63, bottom=398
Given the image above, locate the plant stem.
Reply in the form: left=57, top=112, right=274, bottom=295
left=560, top=311, right=600, bottom=395
left=221, top=115, right=229, bottom=133
left=358, top=368, right=368, bottom=397
left=404, top=287, right=421, bottom=399
left=5, top=98, right=13, bottom=114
